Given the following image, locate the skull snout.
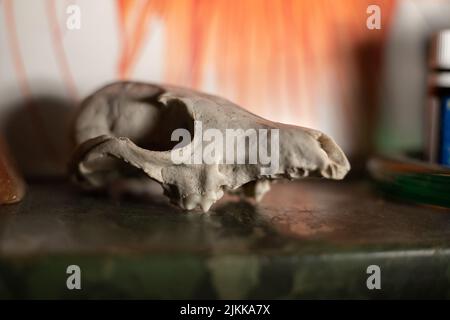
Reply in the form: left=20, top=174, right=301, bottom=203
left=316, top=132, right=351, bottom=180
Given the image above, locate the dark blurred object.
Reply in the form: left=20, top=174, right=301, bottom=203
left=4, top=95, right=73, bottom=178
left=0, top=134, right=26, bottom=204
left=368, top=154, right=450, bottom=208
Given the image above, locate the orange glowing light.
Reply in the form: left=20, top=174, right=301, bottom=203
left=115, top=0, right=396, bottom=129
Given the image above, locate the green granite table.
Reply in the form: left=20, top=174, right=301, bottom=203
left=0, top=178, right=450, bottom=299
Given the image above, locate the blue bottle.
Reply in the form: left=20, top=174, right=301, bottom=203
left=428, top=29, right=450, bottom=166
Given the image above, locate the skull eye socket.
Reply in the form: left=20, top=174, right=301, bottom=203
left=112, top=97, right=195, bottom=151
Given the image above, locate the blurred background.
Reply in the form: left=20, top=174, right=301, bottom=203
left=1, top=0, right=450, bottom=177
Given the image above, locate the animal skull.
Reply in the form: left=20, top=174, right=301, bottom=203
left=70, top=82, right=350, bottom=212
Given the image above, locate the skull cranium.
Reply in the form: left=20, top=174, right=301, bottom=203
left=70, top=82, right=350, bottom=212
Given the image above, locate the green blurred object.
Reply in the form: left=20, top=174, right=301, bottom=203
left=368, top=155, right=450, bottom=208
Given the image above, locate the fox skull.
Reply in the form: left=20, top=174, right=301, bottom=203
left=70, top=82, right=350, bottom=212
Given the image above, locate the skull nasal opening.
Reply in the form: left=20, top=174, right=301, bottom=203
left=112, top=97, right=195, bottom=151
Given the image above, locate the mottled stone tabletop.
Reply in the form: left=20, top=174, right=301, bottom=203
left=0, top=179, right=449, bottom=299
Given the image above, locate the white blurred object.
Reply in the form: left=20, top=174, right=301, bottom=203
left=378, top=0, right=450, bottom=153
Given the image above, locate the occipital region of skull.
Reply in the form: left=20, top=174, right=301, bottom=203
left=70, top=82, right=350, bottom=212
